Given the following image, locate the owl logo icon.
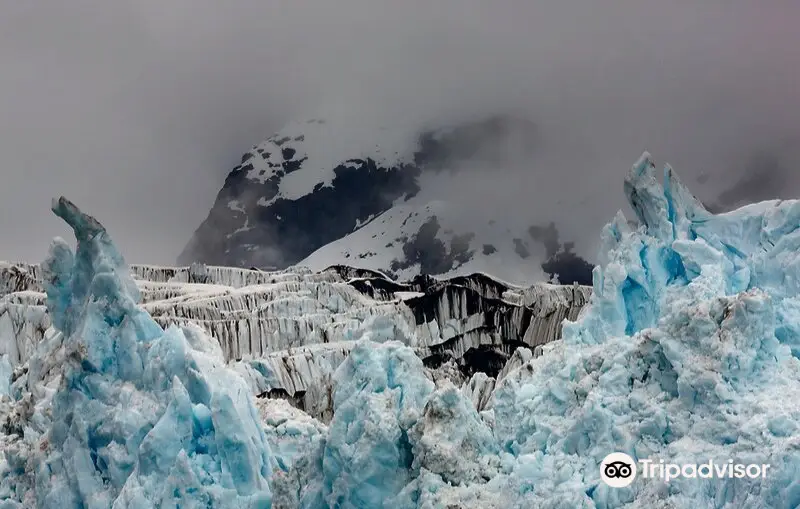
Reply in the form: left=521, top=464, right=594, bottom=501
left=600, top=452, right=637, bottom=488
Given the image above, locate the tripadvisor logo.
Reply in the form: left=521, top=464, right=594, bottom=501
left=600, top=452, right=637, bottom=488
left=600, top=453, right=771, bottom=488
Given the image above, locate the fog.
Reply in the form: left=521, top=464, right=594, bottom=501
left=1, top=0, right=799, bottom=264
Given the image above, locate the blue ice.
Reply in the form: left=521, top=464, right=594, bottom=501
left=1, top=198, right=274, bottom=508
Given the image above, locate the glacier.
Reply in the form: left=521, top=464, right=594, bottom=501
left=274, top=152, right=800, bottom=508
left=0, top=198, right=274, bottom=507
left=1, top=151, right=800, bottom=508
left=0, top=354, right=10, bottom=397
left=1, top=260, right=588, bottom=422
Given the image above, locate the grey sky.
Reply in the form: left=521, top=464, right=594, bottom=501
left=1, top=0, right=799, bottom=264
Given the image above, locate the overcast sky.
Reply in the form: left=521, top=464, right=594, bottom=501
left=2, top=0, right=799, bottom=265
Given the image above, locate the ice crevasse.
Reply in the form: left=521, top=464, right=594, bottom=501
left=1, top=152, right=800, bottom=508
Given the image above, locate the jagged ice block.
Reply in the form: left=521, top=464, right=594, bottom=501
left=0, top=198, right=274, bottom=508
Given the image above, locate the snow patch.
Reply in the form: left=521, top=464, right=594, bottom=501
left=243, top=118, right=420, bottom=201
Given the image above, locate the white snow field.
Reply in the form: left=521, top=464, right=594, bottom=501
left=2, top=152, right=800, bottom=507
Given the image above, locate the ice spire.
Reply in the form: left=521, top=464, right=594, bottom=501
left=28, top=197, right=275, bottom=508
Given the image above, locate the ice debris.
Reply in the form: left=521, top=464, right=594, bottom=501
left=0, top=197, right=274, bottom=508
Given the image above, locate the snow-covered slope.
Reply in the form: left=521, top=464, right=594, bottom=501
left=298, top=199, right=553, bottom=284
left=178, top=115, right=593, bottom=285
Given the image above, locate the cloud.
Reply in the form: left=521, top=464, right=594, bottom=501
left=1, top=0, right=799, bottom=265
left=708, top=141, right=800, bottom=212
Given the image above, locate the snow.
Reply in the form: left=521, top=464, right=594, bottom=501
left=299, top=198, right=550, bottom=284
left=242, top=118, right=420, bottom=203
left=227, top=200, right=246, bottom=213
left=394, top=291, right=424, bottom=300
left=3, top=151, right=800, bottom=507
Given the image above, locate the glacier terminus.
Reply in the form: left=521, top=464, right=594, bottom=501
left=1, top=152, right=800, bottom=508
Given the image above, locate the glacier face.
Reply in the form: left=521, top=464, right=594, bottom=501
left=0, top=354, right=10, bottom=397
left=476, top=154, right=800, bottom=508
left=2, top=258, right=589, bottom=421
left=2, top=151, right=800, bottom=508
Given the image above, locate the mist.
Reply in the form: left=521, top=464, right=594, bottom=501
left=1, top=0, right=799, bottom=265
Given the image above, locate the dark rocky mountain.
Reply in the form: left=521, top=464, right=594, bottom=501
left=178, top=115, right=594, bottom=285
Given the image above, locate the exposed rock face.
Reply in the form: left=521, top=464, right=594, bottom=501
left=181, top=153, right=423, bottom=270
left=1, top=261, right=590, bottom=419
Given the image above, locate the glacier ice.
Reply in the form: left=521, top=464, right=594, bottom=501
left=320, top=340, right=435, bottom=507
left=0, top=198, right=274, bottom=508
left=1, top=262, right=589, bottom=382
left=281, top=153, right=800, bottom=508
left=1, top=259, right=589, bottom=422
left=0, top=354, right=11, bottom=397
left=3, top=151, right=800, bottom=508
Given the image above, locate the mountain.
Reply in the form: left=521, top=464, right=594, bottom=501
left=178, top=115, right=593, bottom=285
